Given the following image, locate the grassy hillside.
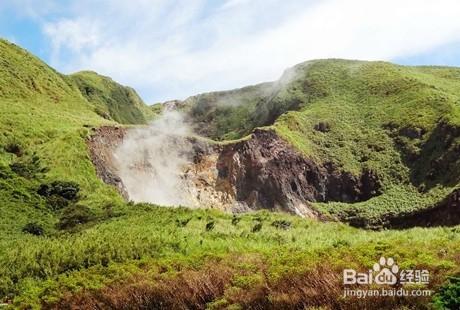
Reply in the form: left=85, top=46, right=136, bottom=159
left=183, top=82, right=275, bottom=140
left=0, top=39, right=153, bottom=237
left=185, top=59, right=460, bottom=227
left=70, top=71, right=154, bottom=124
left=0, top=39, right=459, bottom=308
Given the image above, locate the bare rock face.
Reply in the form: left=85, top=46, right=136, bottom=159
left=87, top=126, right=381, bottom=218
left=214, top=129, right=381, bottom=217
left=87, top=126, right=129, bottom=199
left=86, top=125, right=460, bottom=228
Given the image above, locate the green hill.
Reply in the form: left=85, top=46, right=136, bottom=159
left=0, top=39, right=153, bottom=237
left=184, top=59, right=460, bottom=227
left=0, top=39, right=459, bottom=309
left=70, top=71, right=153, bottom=124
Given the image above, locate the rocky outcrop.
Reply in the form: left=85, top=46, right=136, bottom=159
left=87, top=127, right=382, bottom=218
left=85, top=126, right=460, bottom=227
left=87, top=126, right=128, bottom=199
left=215, top=129, right=381, bottom=217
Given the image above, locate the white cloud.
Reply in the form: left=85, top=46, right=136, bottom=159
left=39, top=0, right=460, bottom=103
left=44, top=18, right=101, bottom=62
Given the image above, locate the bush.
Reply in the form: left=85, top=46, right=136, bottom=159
left=4, top=142, right=23, bottom=156
left=10, top=154, right=46, bottom=178
left=38, top=181, right=80, bottom=211
left=314, top=121, right=331, bottom=133
left=433, top=276, right=460, bottom=310
left=38, top=181, right=80, bottom=201
left=102, top=202, right=123, bottom=219
left=176, top=218, right=191, bottom=227
left=271, top=220, right=291, bottom=230
left=46, top=195, right=71, bottom=211
left=206, top=220, right=215, bottom=231
left=252, top=222, right=263, bottom=233
left=22, top=222, right=44, bottom=236
left=57, top=205, right=95, bottom=230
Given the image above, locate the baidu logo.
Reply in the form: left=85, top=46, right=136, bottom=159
left=343, top=256, right=428, bottom=286
left=373, top=256, right=399, bottom=285
left=342, top=256, right=432, bottom=298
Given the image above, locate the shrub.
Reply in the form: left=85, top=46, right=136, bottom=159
left=102, top=202, right=123, bottom=218
left=57, top=205, right=95, bottom=230
left=10, top=154, right=46, bottom=178
left=176, top=218, right=191, bottom=227
left=314, top=121, right=331, bottom=132
left=38, top=181, right=80, bottom=211
left=433, top=276, right=460, bottom=310
left=332, top=239, right=351, bottom=248
left=38, top=181, right=80, bottom=201
left=22, top=222, right=44, bottom=236
left=271, top=220, right=291, bottom=230
left=4, top=142, right=23, bottom=156
left=206, top=220, right=215, bottom=231
left=252, top=222, right=263, bottom=233
left=46, top=195, right=71, bottom=211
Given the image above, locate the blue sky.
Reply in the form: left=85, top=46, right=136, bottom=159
left=1, top=0, right=460, bottom=103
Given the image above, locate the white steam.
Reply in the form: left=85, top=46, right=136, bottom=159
left=113, top=110, right=193, bottom=206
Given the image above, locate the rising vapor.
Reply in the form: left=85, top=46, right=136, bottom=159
left=113, top=109, right=194, bottom=206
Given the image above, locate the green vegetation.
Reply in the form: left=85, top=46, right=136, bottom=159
left=0, top=38, right=459, bottom=308
left=433, top=275, right=460, bottom=309
left=185, top=59, right=460, bottom=227
left=2, top=206, right=460, bottom=308
left=70, top=71, right=154, bottom=124
left=183, top=83, right=275, bottom=140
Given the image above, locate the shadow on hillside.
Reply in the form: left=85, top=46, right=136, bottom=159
left=388, top=120, right=460, bottom=192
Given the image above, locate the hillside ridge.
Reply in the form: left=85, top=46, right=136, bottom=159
left=1, top=39, right=460, bottom=308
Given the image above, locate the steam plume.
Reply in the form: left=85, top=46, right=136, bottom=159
left=113, top=110, right=193, bottom=206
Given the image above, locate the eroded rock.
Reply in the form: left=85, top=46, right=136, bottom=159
left=87, top=127, right=382, bottom=218
left=215, top=129, right=381, bottom=217
left=87, top=126, right=128, bottom=199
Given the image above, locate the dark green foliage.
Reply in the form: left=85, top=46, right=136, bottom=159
left=251, top=222, right=263, bottom=233
left=332, top=239, right=351, bottom=248
left=433, top=276, right=460, bottom=310
left=271, top=220, right=291, bottom=230
left=70, top=71, right=153, bottom=124
left=314, top=121, right=331, bottom=133
left=22, top=222, right=44, bottom=236
left=231, top=215, right=241, bottom=226
left=37, top=181, right=80, bottom=201
left=205, top=220, right=215, bottom=231
left=184, top=83, right=274, bottom=139
left=38, top=181, right=80, bottom=211
left=57, top=204, right=95, bottom=230
left=102, top=202, right=123, bottom=219
left=176, top=217, right=192, bottom=227
left=4, top=142, right=23, bottom=156
left=10, top=154, right=46, bottom=178
left=45, top=195, right=71, bottom=211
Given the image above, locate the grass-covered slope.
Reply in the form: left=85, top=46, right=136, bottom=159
left=70, top=71, right=154, bottom=124
left=0, top=38, right=154, bottom=236
left=0, top=39, right=459, bottom=308
left=185, top=59, right=460, bottom=227
left=183, top=82, right=275, bottom=140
